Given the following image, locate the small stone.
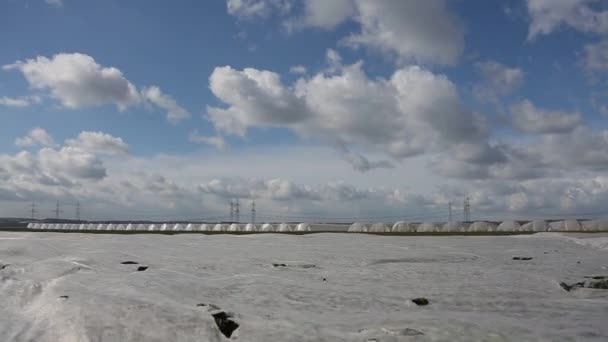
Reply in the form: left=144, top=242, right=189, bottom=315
left=121, top=261, right=138, bottom=265
left=512, top=257, right=533, bottom=261
left=322, top=278, right=327, bottom=282
left=136, top=266, right=148, bottom=272
left=212, top=312, right=239, bottom=338
left=411, top=298, right=429, bottom=306
left=272, top=263, right=287, bottom=267
left=58, top=295, right=69, bottom=300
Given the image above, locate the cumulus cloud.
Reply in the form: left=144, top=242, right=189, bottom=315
left=580, top=39, right=608, bottom=72
left=3, top=53, right=188, bottom=122
left=474, top=60, right=524, bottom=102
left=141, top=86, right=190, bottom=123
left=207, top=57, right=487, bottom=165
left=336, top=144, right=394, bottom=172
left=526, top=0, right=608, bottom=39
left=15, top=128, right=56, bottom=148
left=289, top=65, right=307, bottom=74
left=226, top=0, right=292, bottom=18
left=226, top=0, right=464, bottom=65
left=65, top=131, right=129, bottom=155
left=189, top=131, right=227, bottom=150
left=0, top=95, right=40, bottom=108
left=510, top=99, right=581, bottom=134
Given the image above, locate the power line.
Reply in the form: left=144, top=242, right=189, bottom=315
left=76, top=201, right=81, bottom=221
left=229, top=200, right=234, bottom=222
left=463, top=194, right=471, bottom=222
left=235, top=198, right=240, bottom=223
left=28, top=201, right=37, bottom=220
left=53, top=200, right=63, bottom=220
left=251, top=198, right=256, bottom=224
left=448, top=201, right=452, bottom=223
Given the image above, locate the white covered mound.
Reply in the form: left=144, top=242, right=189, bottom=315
left=549, top=220, right=582, bottom=232
left=368, top=223, right=390, bottom=233
left=277, top=223, right=293, bottom=232
left=521, top=220, right=548, bottom=232
left=294, top=223, right=311, bottom=232
left=261, top=223, right=274, bottom=232
left=391, top=221, right=416, bottom=232
left=347, top=222, right=368, bottom=232
left=0, top=232, right=607, bottom=341
left=497, top=220, right=521, bottom=232
left=417, top=222, right=440, bottom=233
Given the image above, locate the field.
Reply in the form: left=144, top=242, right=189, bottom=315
left=1, top=231, right=607, bottom=341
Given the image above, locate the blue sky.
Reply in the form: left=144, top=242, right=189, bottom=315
left=1, top=0, right=608, bottom=221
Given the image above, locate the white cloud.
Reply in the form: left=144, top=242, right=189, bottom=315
left=65, top=131, right=129, bottom=155
left=15, top=128, right=56, bottom=148
left=526, top=0, right=608, bottom=39
left=208, top=59, right=487, bottom=164
left=474, top=60, right=524, bottom=102
left=289, top=65, right=307, bottom=74
left=141, top=86, right=190, bottom=123
left=511, top=99, right=581, bottom=134
left=189, top=131, right=227, bottom=150
left=342, top=0, right=464, bottom=65
left=336, top=144, right=394, bottom=172
left=0, top=95, right=40, bottom=108
left=3, top=53, right=188, bottom=123
left=45, top=0, right=63, bottom=7
left=226, top=0, right=464, bottom=65
left=581, top=39, right=608, bottom=72
left=226, top=0, right=292, bottom=18
left=286, top=0, right=354, bottom=30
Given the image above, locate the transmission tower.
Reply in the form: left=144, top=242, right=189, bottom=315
left=463, top=194, right=471, bottom=222
left=53, top=200, right=63, bottom=220
left=235, top=199, right=240, bottom=223
left=251, top=199, right=256, bottom=225
left=28, top=201, right=37, bottom=220
left=229, top=200, right=234, bottom=222
left=76, top=201, right=81, bottom=221
left=448, top=201, right=452, bottom=223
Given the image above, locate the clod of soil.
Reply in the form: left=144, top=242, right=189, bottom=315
left=0, top=264, right=8, bottom=270
left=560, top=279, right=608, bottom=292
left=411, top=298, right=429, bottom=306
left=212, top=311, right=239, bottom=338
left=401, top=328, right=424, bottom=336
left=121, top=261, right=139, bottom=265
left=136, top=266, right=148, bottom=272
left=272, top=263, right=287, bottom=267
left=512, top=257, right=533, bottom=261
left=58, top=295, right=69, bottom=300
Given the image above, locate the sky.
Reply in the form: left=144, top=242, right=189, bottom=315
left=1, top=0, right=608, bottom=222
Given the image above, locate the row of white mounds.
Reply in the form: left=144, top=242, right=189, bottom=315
left=348, top=220, right=608, bottom=232
left=26, top=222, right=313, bottom=232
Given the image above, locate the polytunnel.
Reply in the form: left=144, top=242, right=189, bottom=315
left=549, top=220, right=582, bottom=232
left=391, top=221, right=415, bottom=232
left=496, top=221, right=521, bottom=232
left=244, top=223, right=258, bottom=232
left=521, top=220, right=547, bottom=232
left=468, top=221, right=497, bottom=232
left=106, top=223, right=116, bottom=231
left=277, top=223, right=293, bottom=232
left=148, top=224, right=158, bottom=231
left=228, top=224, right=241, bottom=232
left=199, top=224, right=210, bottom=231
left=213, top=223, right=227, bottom=232
left=159, top=223, right=171, bottom=231
left=417, top=222, right=440, bottom=233
left=173, top=223, right=185, bottom=231
left=347, top=222, right=368, bottom=232
left=185, top=223, right=194, bottom=231
left=369, top=223, right=390, bottom=233
left=261, top=223, right=274, bottom=232
left=581, top=220, right=608, bottom=231
left=78, top=224, right=87, bottom=230
left=115, top=224, right=126, bottom=231
left=295, top=223, right=311, bottom=232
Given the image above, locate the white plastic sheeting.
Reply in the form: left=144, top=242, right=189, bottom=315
left=549, top=220, right=582, bottom=232
left=213, top=224, right=227, bottom=232
left=347, top=222, right=368, bottom=232
left=295, top=223, right=311, bottom=232
left=228, top=224, right=241, bottom=232
left=185, top=223, right=195, bottom=231
left=468, top=222, right=497, bottom=232
left=417, top=222, right=440, bottom=233
left=244, top=223, right=258, bottom=232
left=391, top=221, right=415, bottom=232
left=148, top=224, right=158, bottom=231
left=200, top=224, right=210, bottom=231
left=261, top=223, right=275, bottom=232
left=369, top=223, right=390, bottom=233
left=581, top=220, right=608, bottom=231
left=497, top=221, right=521, bottom=232
left=277, top=223, right=293, bottom=232
left=173, top=224, right=185, bottom=231
left=115, top=224, right=126, bottom=231
left=159, top=223, right=171, bottom=231
left=520, top=220, right=548, bottom=232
